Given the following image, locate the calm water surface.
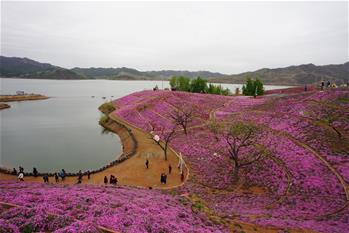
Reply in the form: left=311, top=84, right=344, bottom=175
left=0, top=78, right=290, bottom=173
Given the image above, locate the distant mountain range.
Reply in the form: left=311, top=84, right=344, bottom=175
left=1, top=56, right=348, bottom=85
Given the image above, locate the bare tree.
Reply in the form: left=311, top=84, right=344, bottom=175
left=215, top=121, right=264, bottom=182
left=169, top=106, right=195, bottom=135
left=208, top=119, right=223, bottom=142
left=150, top=123, right=177, bottom=160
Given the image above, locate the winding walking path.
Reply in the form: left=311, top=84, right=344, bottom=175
left=0, top=113, right=187, bottom=189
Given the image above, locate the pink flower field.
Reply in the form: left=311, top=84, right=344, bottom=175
left=1, top=88, right=348, bottom=233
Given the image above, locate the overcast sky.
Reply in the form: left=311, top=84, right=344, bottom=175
left=1, top=1, right=348, bottom=74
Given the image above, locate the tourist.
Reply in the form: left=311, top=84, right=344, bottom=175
left=113, top=176, right=118, bottom=185
left=181, top=172, right=185, bottom=182
left=12, top=168, right=17, bottom=175
left=160, top=173, right=164, bottom=184
left=327, top=81, right=331, bottom=88
left=145, top=159, right=149, bottom=169
left=163, top=174, right=167, bottom=184
left=104, top=176, right=108, bottom=185
left=43, top=174, right=49, bottom=183
left=87, top=170, right=91, bottom=180
left=55, top=173, right=59, bottom=183
left=33, top=167, right=38, bottom=177
left=61, top=169, right=66, bottom=181
left=77, top=176, right=82, bottom=184
left=18, top=172, right=24, bottom=181
left=78, top=172, right=83, bottom=183
left=160, top=173, right=167, bottom=184
left=58, top=170, right=64, bottom=181
left=321, top=81, right=324, bottom=90
left=168, top=164, right=172, bottom=174
left=110, top=175, right=114, bottom=185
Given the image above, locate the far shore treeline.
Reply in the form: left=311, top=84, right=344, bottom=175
left=169, top=76, right=264, bottom=96
left=169, top=76, right=232, bottom=95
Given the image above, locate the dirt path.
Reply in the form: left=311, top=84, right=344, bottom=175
left=0, top=114, right=187, bottom=189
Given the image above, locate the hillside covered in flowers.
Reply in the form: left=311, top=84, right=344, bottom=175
left=1, top=88, right=348, bottom=233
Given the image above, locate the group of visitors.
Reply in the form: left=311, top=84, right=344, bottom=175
left=320, top=80, right=337, bottom=90
left=104, top=175, right=118, bottom=185
left=145, top=154, right=186, bottom=185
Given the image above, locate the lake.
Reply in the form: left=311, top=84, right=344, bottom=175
left=0, top=78, right=291, bottom=173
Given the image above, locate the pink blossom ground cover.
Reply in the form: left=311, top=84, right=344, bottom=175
left=0, top=181, right=226, bottom=233
left=111, top=89, right=349, bottom=233
left=1, top=89, right=348, bottom=233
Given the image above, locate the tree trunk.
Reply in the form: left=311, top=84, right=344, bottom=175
left=232, top=162, right=239, bottom=184
left=164, top=145, right=168, bottom=160
left=331, top=125, right=342, bottom=138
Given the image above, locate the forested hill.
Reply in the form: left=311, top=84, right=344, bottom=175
left=0, top=56, right=85, bottom=80
left=1, top=56, right=348, bottom=85
left=212, top=62, right=349, bottom=85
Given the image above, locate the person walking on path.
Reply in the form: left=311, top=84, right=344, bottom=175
left=160, top=173, right=167, bottom=184
left=177, top=153, right=184, bottom=174
left=78, top=172, right=83, bottom=184
left=33, top=167, right=38, bottom=177
left=145, top=159, right=149, bottom=169
left=164, top=174, right=167, bottom=184
left=104, top=176, right=108, bottom=185
left=168, top=164, right=172, bottom=174
left=18, top=172, right=24, bottom=181
left=43, top=174, right=49, bottom=183
left=12, top=168, right=17, bottom=175
left=160, top=173, right=165, bottom=184
left=87, top=170, right=91, bottom=180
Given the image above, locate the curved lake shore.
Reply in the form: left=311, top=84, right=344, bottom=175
left=0, top=105, right=187, bottom=189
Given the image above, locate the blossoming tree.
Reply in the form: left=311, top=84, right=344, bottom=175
left=150, top=123, right=177, bottom=160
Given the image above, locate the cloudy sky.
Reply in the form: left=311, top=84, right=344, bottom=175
left=1, top=1, right=348, bottom=74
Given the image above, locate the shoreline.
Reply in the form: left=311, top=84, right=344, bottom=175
left=0, top=104, right=187, bottom=189
left=0, top=94, right=49, bottom=102
left=1, top=77, right=297, bottom=87
left=0, top=103, right=10, bottom=110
